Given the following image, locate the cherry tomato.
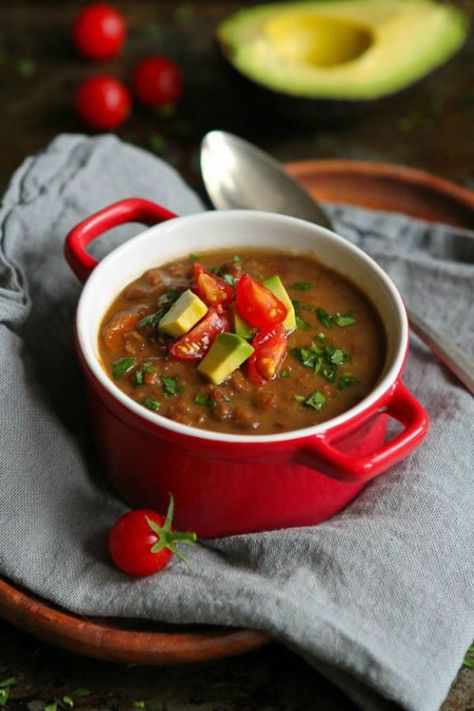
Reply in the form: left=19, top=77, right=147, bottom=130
left=248, top=324, right=288, bottom=385
left=193, top=263, right=234, bottom=309
left=73, top=3, right=126, bottom=61
left=170, top=307, right=229, bottom=361
left=235, top=273, right=287, bottom=329
left=133, top=57, right=182, bottom=107
left=76, top=75, right=131, bottom=130
left=108, top=495, right=196, bottom=577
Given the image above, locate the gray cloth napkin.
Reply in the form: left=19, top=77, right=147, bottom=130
left=1, top=134, right=473, bottom=711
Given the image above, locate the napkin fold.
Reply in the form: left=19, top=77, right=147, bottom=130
left=0, top=134, right=473, bottom=711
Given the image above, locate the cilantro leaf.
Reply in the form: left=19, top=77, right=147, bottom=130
left=316, top=307, right=334, bottom=328
left=296, top=315, right=309, bottom=330
left=143, top=398, right=161, bottom=412
left=161, top=376, right=183, bottom=396
left=295, top=390, right=326, bottom=411
left=112, top=357, right=136, bottom=380
left=194, top=394, right=214, bottom=407
left=232, top=255, right=242, bottom=264
left=290, top=282, right=311, bottom=291
left=338, top=373, right=360, bottom=390
left=335, top=311, right=357, bottom=327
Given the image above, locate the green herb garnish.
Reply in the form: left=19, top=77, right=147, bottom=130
left=335, top=312, right=356, bottom=327
left=161, top=376, right=183, bottom=396
left=190, top=254, right=199, bottom=263
left=316, top=307, right=334, bottom=328
left=137, top=308, right=166, bottom=330
left=160, top=289, right=180, bottom=305
left=194, top=394, right=214, bottom=408
left=132, top=362, right=155, bottom=387
left=280, top=369, right=290, bottom=378
left=112, top=357, right=136, bottom=380
left=290, top=282, right=311, bottom=291
left=72, top=690, right=90, bottom=698
left=0, top=678, right=16, bottom=707
left=133, top=703, right=146, bottom=709
left=221, top=274, right=236, bottom=287
left=463, top=644, right=474, bottom=669
left=62, top=697, right=74, bottom=708
left=294, top=390, right=326, bottom=411
left=149, top=133, right=165, bottom=154
left=302, top=304, right=314, bottom=312
left=338, top=373, right=360, bottom=390
left=296, top=315, right=309, bottom=330
left=232, top=255, right=242, bottom=265
left=316, top=308, right=356, bottom=328
left=17, top=58, right=36, bottom=78
left=292, top=339, right=351, bottom=380
left=143, top=398, right=161, bottom=412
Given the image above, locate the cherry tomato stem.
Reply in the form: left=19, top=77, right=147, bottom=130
left=108, top=495, right=196, bottom=577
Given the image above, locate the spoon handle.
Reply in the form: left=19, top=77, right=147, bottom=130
left=406, top=307, right=474, bottom=396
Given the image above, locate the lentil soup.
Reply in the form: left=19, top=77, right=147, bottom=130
left=98, top=249, right=386, bottom=435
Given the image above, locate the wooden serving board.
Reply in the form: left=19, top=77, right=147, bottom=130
left=0, top=160, right=472, bottom=666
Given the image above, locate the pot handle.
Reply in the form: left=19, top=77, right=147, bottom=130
left=65, top=198, right=177, bottom=283
left=299, top=381, right=429, bottom=483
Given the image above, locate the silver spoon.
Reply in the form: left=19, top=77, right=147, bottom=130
left=200, top=130, right=474, bottom=396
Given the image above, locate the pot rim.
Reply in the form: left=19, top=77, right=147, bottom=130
left=75, top=209, right=408, bottom=444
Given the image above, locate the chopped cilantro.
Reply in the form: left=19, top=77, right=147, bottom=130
left=316, top=307, right=334, bottom=328
left=62, top=698, right=74, bottom=708
left=149, top=133, right=165, bottom=154
left=296, top=315, right=309, bottom=330
left=143, top=398, right=161, bottom=412
left=190, top=254, right=199, bottom=263
left=295, top=390, right=326, bottom=411
left=322, top=366, right=337, bottom=383
left=335, top=311, right=356, bottom=327
left=138, top=308, right=166, bottom=330
left=161, top=376, right=182, bottom=396
left=221, top=273, right=236, bottom=287
left=208, top=266, right=219, bottom=274
left=292, top=339, right=351, bottom=383
left=133, top=363, right=155, bottom=387
left=43, top=703, right=58, bottom=711
left=305, top=390, right=326, bottom=410
left=112, top=357, right=136, bottom=380
left=72, top=690, right=90, bottom=698
left=17, top=57, right=36, bottom=78
left=290, top=282, right=311, bottom=291
left=159, top=289, right=180, bottom=306
left=317, top=307, right=356, bottom=328
left=232, top=255, right=242, bottom=264
left=133, top=703, right=146, bottom=709
left=302, top=304, right=314, bottom=312
left=194, top=394, right=214, bottom=407
left=0, top=677, right=16, bottom=706
left=338, top=373, right=360, bottom=390
left=280, top=369, right=290, bottom=378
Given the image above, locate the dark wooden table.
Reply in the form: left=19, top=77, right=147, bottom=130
left=0, top=2, right=473, bottom=709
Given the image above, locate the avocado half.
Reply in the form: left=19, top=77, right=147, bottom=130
left=217, top=0, right=469, bottom=122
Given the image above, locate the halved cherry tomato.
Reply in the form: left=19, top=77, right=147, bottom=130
left=247, top=324, right=288, bottom=385
left=235, top=273, right=287, bottom=329
left=169, top=307, right=229, bottom=360
left=108, top=495, right=196, bottom=577
left=193, top=263, right=233, bottom=308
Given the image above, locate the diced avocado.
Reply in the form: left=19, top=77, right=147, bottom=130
left=197, top=333, right=254, bottom=385
left=231, top=303, right=255, bottom=340
left=217, top=1, right=469, bottom=103
left=158, top=289, right=208, bottom=337
left=263, top=275, right=296, bottom=332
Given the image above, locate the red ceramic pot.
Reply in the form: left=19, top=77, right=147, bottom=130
left=65, top=199, right=429, bottom=537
